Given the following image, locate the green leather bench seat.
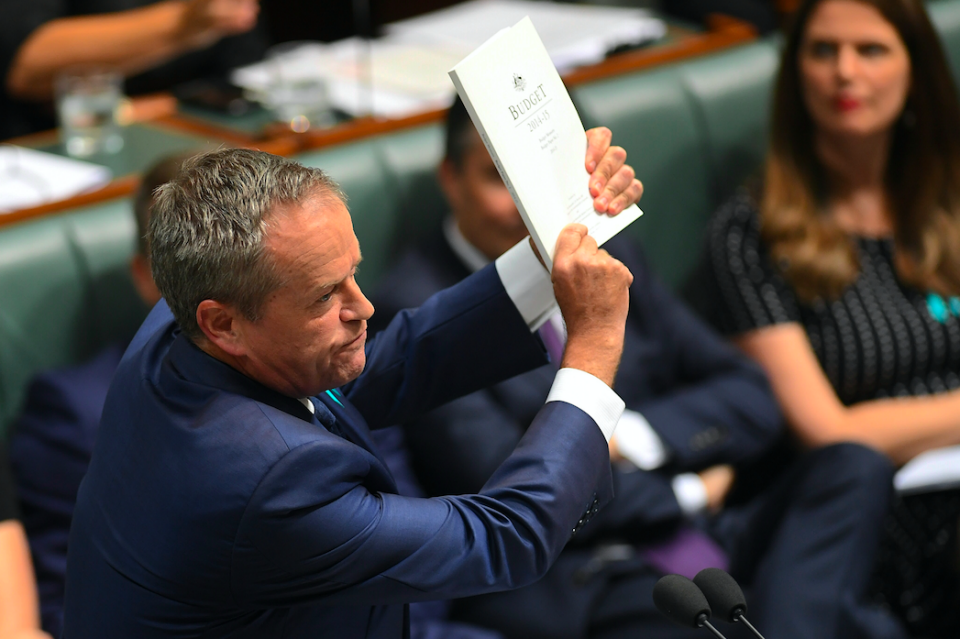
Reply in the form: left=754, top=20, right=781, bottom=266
left=0, top=201, right=146, bottom=432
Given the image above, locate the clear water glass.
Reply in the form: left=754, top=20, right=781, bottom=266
left=56, top=69, right=124, bottom=157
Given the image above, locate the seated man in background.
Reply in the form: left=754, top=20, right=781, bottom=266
left=369, top=97, right=906, bottom=639
left=0, top=0, right=264, bottom=139
left=10, top=153, right=503, bottom=639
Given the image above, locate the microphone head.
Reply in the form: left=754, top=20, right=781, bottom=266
left=653, top=574, right=712, bottom=628
left=694, top=568, right=747, bottom=623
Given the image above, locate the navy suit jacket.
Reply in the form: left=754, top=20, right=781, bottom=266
left=62, top=264, right=614, bottom=639
left=370, top=231, right=782, bottom=637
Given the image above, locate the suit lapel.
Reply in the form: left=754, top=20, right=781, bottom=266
left=316, top=389, right=393, bottom=478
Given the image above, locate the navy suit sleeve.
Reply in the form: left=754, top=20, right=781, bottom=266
left=231, top=400, right=613, bottom=606
left=615, top=242, right=783, bottom=470
left=347, top=265, right=548, bottom=429
left=404, top=380, right=686, bottom=538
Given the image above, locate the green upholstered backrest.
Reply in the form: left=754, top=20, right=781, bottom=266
left=0, top=200, right=147, bottom=436
left=678, top=39, right=780, bottom=204
left=572, top=38, right=778, bottom=289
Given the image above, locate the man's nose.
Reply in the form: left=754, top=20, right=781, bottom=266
left=341, top=278, right=375, bottom=322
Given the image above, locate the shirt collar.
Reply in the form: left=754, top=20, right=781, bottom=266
left=443, top=216, right=490, bottom=274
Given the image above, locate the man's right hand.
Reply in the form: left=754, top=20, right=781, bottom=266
left=178, top=0, right=260, bottom=50
left=552, top=224, right=632, bottom=387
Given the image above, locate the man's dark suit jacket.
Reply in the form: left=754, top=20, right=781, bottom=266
left=62, top=264, right=614, bottom=639
left=10, top=342, right=501, bottom=639
left=371, top=231, right=783, bottom=638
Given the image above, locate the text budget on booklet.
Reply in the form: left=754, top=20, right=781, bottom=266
left=449, top=16, right=643, bottom=269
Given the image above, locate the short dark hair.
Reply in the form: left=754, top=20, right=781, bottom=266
left=133, top=154, right=194, bottom=258
left=444, top=96, right=480, bottom=169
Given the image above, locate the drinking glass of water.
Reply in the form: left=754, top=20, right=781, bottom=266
left=56, top=68, right=124, bottom=158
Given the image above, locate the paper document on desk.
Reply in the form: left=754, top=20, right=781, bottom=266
left=390, top=0, right=666, bottom=74
left=449, top=16, right=643, bottom=270
left=0, top=146, right=111, bottom=213
left=894, top=445, right=960, bottom=495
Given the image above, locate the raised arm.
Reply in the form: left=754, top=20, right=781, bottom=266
left=236, top=225, right=633, bottom=606
left=737, top=324, right=960, bottom=466
left=6, top=0, right=258, bottom=101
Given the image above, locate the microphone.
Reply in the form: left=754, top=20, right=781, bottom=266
left=653, top=574, right=728, bottom=639
left=694, top=568, right=766, bottom=639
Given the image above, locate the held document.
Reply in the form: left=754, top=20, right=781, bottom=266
left=449, top=16, right=643, bottom=269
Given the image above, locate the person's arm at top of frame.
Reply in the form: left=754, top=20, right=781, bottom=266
left=6, top=0, right=258, bottom=101
left=735, top=325, right=960, bottom=466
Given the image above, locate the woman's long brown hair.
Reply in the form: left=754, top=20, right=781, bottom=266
left=762, top=0, right=960, bottom=301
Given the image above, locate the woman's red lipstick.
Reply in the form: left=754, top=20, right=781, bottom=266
left=835, top=96, right=861, bottom=112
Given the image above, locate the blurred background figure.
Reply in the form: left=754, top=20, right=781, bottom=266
left=702, top=0, right=960, bottom=634
left=0, top=0, right=265, bottom=139
left=0, top=442, right=50, bottom=639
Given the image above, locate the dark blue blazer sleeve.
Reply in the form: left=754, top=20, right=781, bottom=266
left=347, top=264, right=548, bottom=429
left=231, top=400, right=613, bottom=607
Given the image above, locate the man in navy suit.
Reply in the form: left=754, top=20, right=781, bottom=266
left=10, top=155, right=502, bottom=639
left=369, top=98, right=905, bottom=639
left=62, top=142, right=644, bottom=638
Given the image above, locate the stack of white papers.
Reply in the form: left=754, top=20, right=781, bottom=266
left=0, top=146, right=111, bottom=213
left=232, top=0, right=665, bottom=119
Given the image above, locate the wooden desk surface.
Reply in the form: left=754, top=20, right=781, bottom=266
left=0, top=14, right=756, bottom=230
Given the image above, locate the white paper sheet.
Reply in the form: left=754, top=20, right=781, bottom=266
left=895, top=445, right=960, bottom=495
left=0, top=146, right=111, bottom=213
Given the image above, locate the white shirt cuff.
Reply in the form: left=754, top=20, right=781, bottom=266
left=672, top=473, right=708, bottom=516
left=545, top=368, right=624, bottom=442
left=614, top=409, right=669, bottom=470
left=495, top=239, right=558, bottom=331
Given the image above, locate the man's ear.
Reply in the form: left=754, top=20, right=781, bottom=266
left=196, top=300, right=246, bottom=357
left=437, top=158, right=463, bottom=210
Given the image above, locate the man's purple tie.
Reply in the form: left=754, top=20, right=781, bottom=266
left=638, top=526, right=729, bottom=579
left=539, top=320, right=565, bottom=366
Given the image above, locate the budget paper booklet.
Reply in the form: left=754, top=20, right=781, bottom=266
left=449, top=16, right=643, bottom=268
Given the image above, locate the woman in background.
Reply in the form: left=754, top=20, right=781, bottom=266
left=0, top=443, right=49, bottom=639
left=705, top=0, right=960, bottom=633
